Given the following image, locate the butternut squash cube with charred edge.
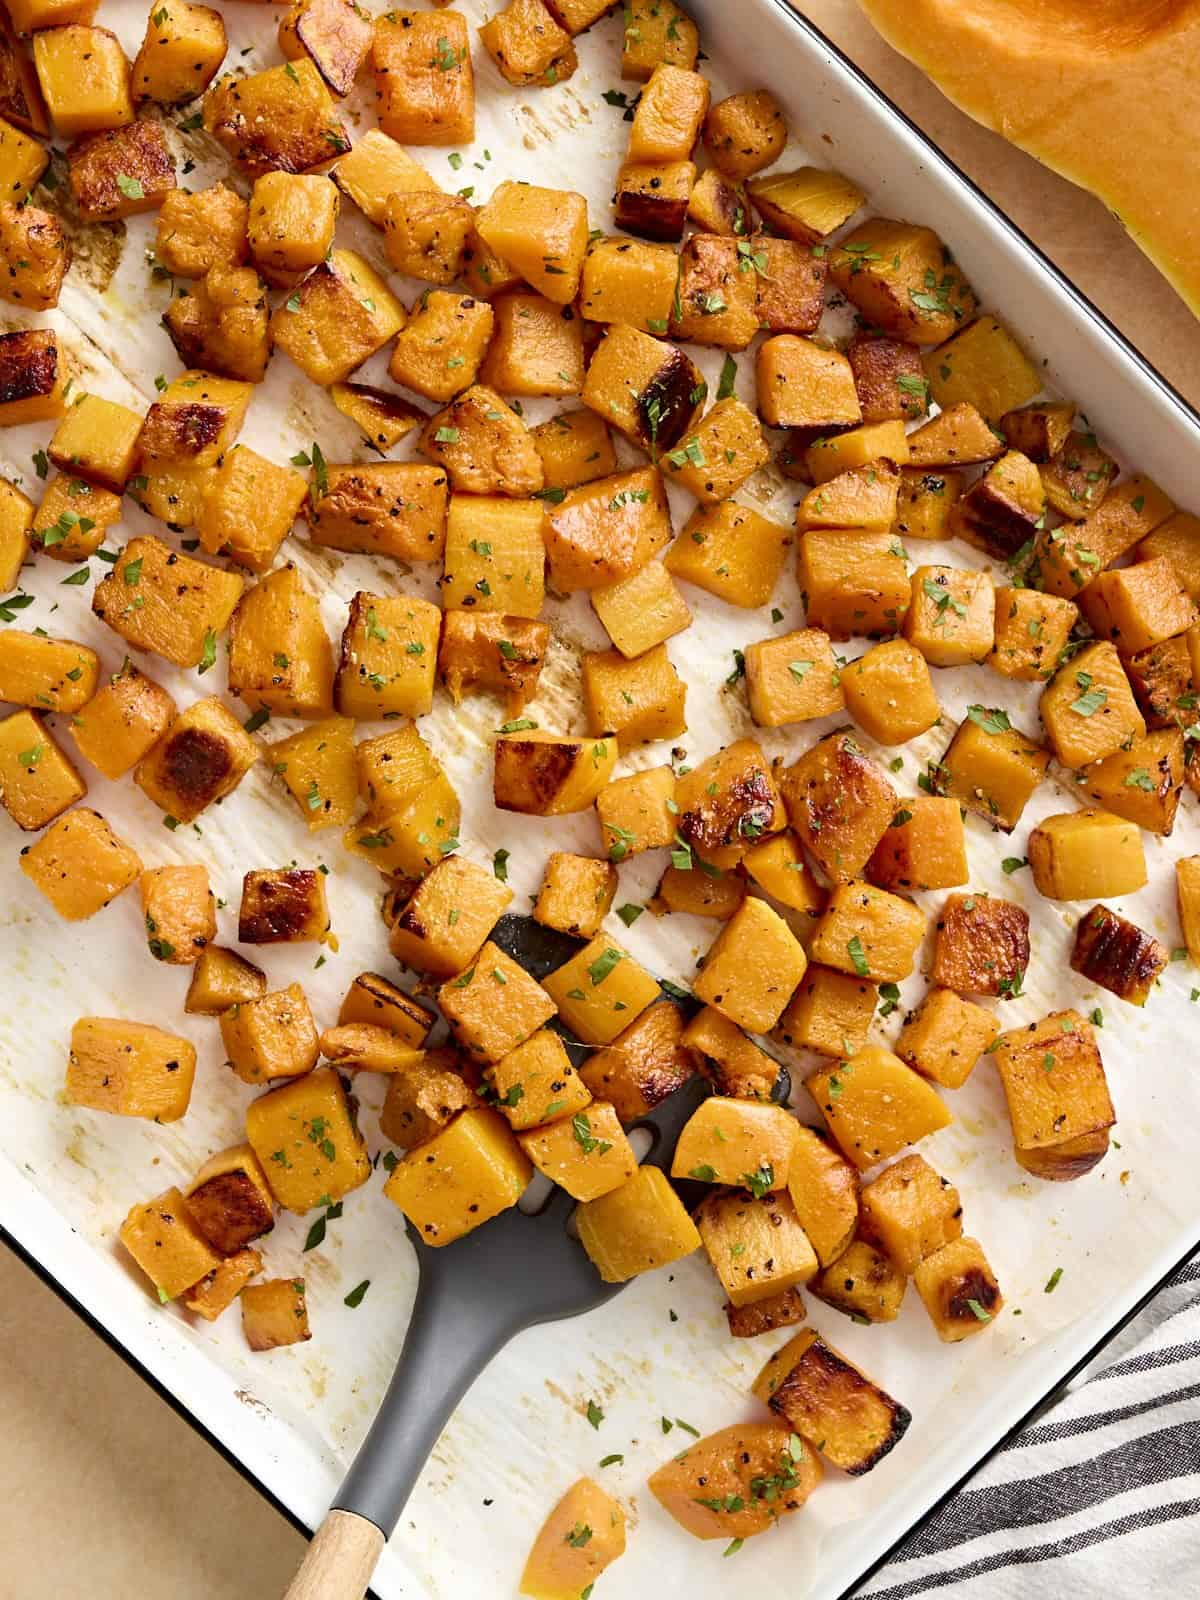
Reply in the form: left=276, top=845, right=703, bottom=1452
left=441, top=943, right=557, bottom=1063
left=675, top=738, right=785, bottom=871
left=0, top=475, right=33, bottom=589
left=140, top=864, right=213, bottom=965
left=807, top=422, right=914, bottom=481
left=893, top=467, right=964, bottom=541
left=1028, top=810, right=1147, bottom=902
left=271, top=249, right=404, bottom=386
left=809, top=880, right=927, bottom=983
left=662, top=397, right=768, bottom=502
left=378, top=1048, right=478, bottom=1147
left=120, top=1188, right=221, bottom=1300
left=649, top=1420, right=821, bottom=1542
left=931, top=891, right=1029, bottom=1000
left=905, top=565, right=995, bottom=667
left=858, top=1153, right=962, bottom=1275
left=694, top=896, right=807, bottom=1033
left=808, top=1045, right=951, bottom=1172
left=906, top=402, right=1003, bottom=470
left=775, top=965, right=877, bottom=1062
left=798, top=459, right=902, bottom=534
left=0, top=709, right=86, bottom=830
left=915, top=1236, right=1003, bottom=1342
left=339, top=971, right=433, bottom=1043
left=440, top=495, right=545, bottom=616
left=667, top=501, right=791, bottom=610
left=1082, top=727, right=1184, bottom=836
left=385, top=1107, right=530, bottom=1245
left=331, top=128, right=438, bottom=225
left=132, top=0, right=225, bottom=106
left=811, top=1237, right=906, bottom=1323
left=1040, top=640, right=1145, bottom=769
left=0, top=631, right=97, bottom=713
left=989, top=585, right=1078, bottom=682
left=1079, top=556, right=1196, bottom=658
left=831, top=219, right=976, bottom=344
left=371, top=10, right=473, bottom=146
left=581, top=644, right=686, bottom=749
left=726, top=1286, right=807, bottom=1339
left=93, top=536, right=244, bottom=669
left=247, top=171, right=337, bottom=282
left=534, top=852, right=617, bottom=940
left=947, top=450, right=1044, bottom=561
left=0, top=117, right=48, bottom=204
left=221, top=983, right=319, bottom=1086
left=653, top=863, right=745, bottom=921
left=628, top=62, right=709, bottom=164
left=530, top=408, right=616, bottom=491
left=184, top=1143, right=275, bottom=1254
left=329, top=383, right=427, bottom=454
left=155, top=183, right=247, bottom=279
left=757, top=335, right=860, bottom=430
left=544, top=466, right=672, bottom=592
left=476, top=178, right=589, bottom=304
left=936, top=712, right=1049, bottom=832
left=591, top=561, right=690, bottom=660
left=520, top=1477, right=625, bottom=1600
left=578, top=1000, right=694, bottom=1121
left=614, top=156, right=695, bottom=242
left=488, top=1029, right=590, bottom=1132
left=1041, top=429, right=1117, bottom=522
left=334, top=591, right=440, bottom=720
left=697, top=1189, right=818, bottom=1309
left=518, top=1102, right=636, bottom=1201
left=479, top=0, right=577, bottom=88
left=32, top=473, right=119, bottom=562
left=66, top=1016, right=195, bottom=1122
left=991, top=1010, right=1114, bottom=1163
left=595, top=764, right=675, bottom=861
left=318, top=1025, right=424, bottom=1074
left=134, top=696, right=258, bottom=825
left=0, top=328, right=66, bottom=426
left=242, top=1278, right=310, bottom=1350
left=748, top=234, right=825, bottom=335
left=438, top=611, right=548, bottom=713
left=783, top=1125, right=860, bottom=1267
left=238, top=868, right=328, bottom=945
left=747, top=163, right=862, bottom=247
left=0, top=200, right=67, bottom=309
left=848, top=333, right=928, bottom=424
left=49, top=394, right=140, bottom=493
left=745, top=627, right=843, bottom=728
left=34, top=25, right=132, bottom=137
left=542, top=934, right=661, bottom=1046
left=577, top=1162, right=700, bottom=1284
left=760, top=1329, right=910, bottom=1475
left=867, top=796, right=969, bottom=894
left=670, top=233, right=758, bottom=350
left=672, top=1098, right=798, bottom=1191
left=895, top=988, right=994, bottom=1090
left=779, top=730, right=898, bottom=884
left=580, top=235, right=678, bottom=333
left=69, top=660, right=174, bottom=781
left=68, top=119, right=176, bottom=222
left=1071, top=902, right=1167, bottom=1007
left=388, top=856, right=512, bottom=977
left=620, top=0, right=696, bottom=78
left=307, top=463, right=448, bottom=564
left=138, top=370, right=252, bottom=473
left=1032, top=475, right=1175, bottom=598
left=494, top=730, right=617, bottom=815
left=184, top=1248, right=262, bottom=1322
left=229, top=565, right=333, bottom=719
left=582, top=323, right=705, bottom=454
left=419, top=385, right=544, bottom=498
left=197, top=447, right=308, bottom=574
left=925, top=315, right=1041, bottom=423
left=278, top=0, right=372, bottom=98
left=999, top=400, right=1075, bottom=463
left=246, top=1065, right=370, bottom=1212
left=742, top=831, right=824, bottom=917
left=388, top=291, right=493, bottom=404
left=382, top=190, right=473, bottom=285
left=683, top=1007, right=779, bottom=1101
left=185, top=945, right=267, bottom=1015
left=800, top=529, right=911, bottom=640
left=203, top=57, right=348, bottom=178
left=1127, top=635, right=1193, bottom=731
left=1138, top=511, right=1200, bottom=602
left=21, top=808, right=140, bottom=922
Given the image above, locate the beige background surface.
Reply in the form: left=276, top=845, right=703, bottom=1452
left=4, top=2, right=1199, bottom=1596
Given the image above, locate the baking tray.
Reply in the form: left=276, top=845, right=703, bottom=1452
left=2, top=0, right=1199, bottom=1596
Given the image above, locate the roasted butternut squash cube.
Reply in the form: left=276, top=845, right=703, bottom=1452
left=21, top=807, right=139, bottom=921
left=1127, top=634, right=1194, bottom=730
left=34, top=25, right=132, bottom=136
left=238, top=868, right=328, bottom=946
left=461, top=215, right=524, bottom=299
left=1079, top=556, right=1196, bottom=658
left=494, top=730, right=617, bottom=815
left=184, top=1248, right=263, bottom=1321
left=831, top=218, right=975, bottom=344
left=989, top=585, right=1078, bottom=682
left=541, top=0, right=613, bottom=30
left=371, top=9, right=473, bottom=146
left=892, top=467, right=964, bottom=544
left=347, top=779, right=461, bottom=878
left=653, top=862, right=745, bottom=920
left=649, top=1420, right=821, bottom=1541
left=247, top=171, right=337, bottom=283
left=806, top=418, right=915, bottom=479
left=247, top=1066, right=370, bottom=1211
left=488, top=1029, right=590, bottom=1131
left=203, top=57, right=348, bottom=177
left=1082, top=727, right=1184, bottom=836
left=518, top=1102, right=636, bottom=1200
left=387, top=290, right=493, bottom=403
left=936, top=712, right=1049, bottom=832
left=142, top=364, right=253, bottom=468
left=744, top=627, right=842, bottom=728
left=228, top=564, right=333, bottom=720
left=382, top=189, right=473, bottom=285
left=747, top=161, right=862, bottom=243
left=0, top=474, right=33, bottom=588
left=577, top=1162, right=699, bottom=1283
left=811, top=1237, right=906, bottom=1323
left=924, top=315, right=1040, bottom=423
left=544, top=466, right=672, bottom=592
left=628, top=61, right=708, bottom=164
left=667, top=500, right=791, bottom=609
left=68, top=118, right=175, bottom=221
left=0, top=327, right=66, bottom=426
left=808, top=1045, right=951, bottom=1171
left=779, top=730, right=897, bottom=883
left=579, top=235, right=677, bottom=333
left=438, top=610, right=547, bottom=712
left=134, top=696, right=258, bottom=824
left=669, top=233, right=758, bottom=350
left=331, top=126, right=437, bottom=224
left=520, top=1477, right=624, bottom=1600
left=613, top=156, right=694, bottom=242
left=185, top=945, right=267, bottom=1015
left=31, top=474, right=119, bottom=562
left=530, top=408, right=616, bottom=492
left=542, top=934, right=660, bottom=1046
left=132, top=0, right=225, bottom=105
left=675, top=738, right=785, bottom=870
left=338, top=971, right=433, bottom=1043
left=809, top=880, right=927, bottom=984
left=661, top=396, right=768, bottom=502
left=479, top=290, right=584, bottom=399
left=440, top=943, right=557, bottom=1063
left=48, top=394, right=140, bottom=494
left=990, top=1009, right=1113, bottom=1157
left=195, top=446, right=306, bottom=572
left=120, top=1188, right=221, bottom=1300
left=914, top=1236, right=1002, bottom=1341
left=1040, top=429, right=1117, bottom=522
left=761, top=1328, right=911, bottom=1474
left=0, top=116, right=48, bottom=204
left=931, top=892, right=1029, bottom=1000
left=385, top=1106, right=530, bottom=1244
left=895, top=988, right=994, bottom=1090
left=1178, top=855, right=1200, bottom=964
left=756, top=334, right=859, bottom=430
left=278, top=0, right=372, bottom=98
left=594, top=764, right=675, bottom=861
left=378, top=1049, right=478, bottom=1146
left=0, top=200, right=67, bottom=309
left=308, top=462, right=448, bottom=565
left=590, top=561, right=690, bottom=662
left=904, top=565, right=995, bottom=666
left=741, top=235, right=821, bottom=336
left=947, top=449, right=1044, bottom=561
left=334, top=591, right=440, bottom=720
left=866, top=795, right=968, bottom=895
left=777, top=1126, right=858, bottom=1268
left=1040, top=640, right=1144, bottom=768
left=698, top=87, right=783, bottom=180
left=420, top=385, right=543, bottom=498
left=220, top=983, right=319, bottom=1086
left=742, top=831, right=824, bottom=916
left=582, top=323, right=704, bottom=454
left=271, top=249, right=404, bottom=385
left=479, top=0, right=576, bottom=87
left=1138, top=510, right=1200, bottom=602
left=1028, top=809, right=1147, bottom=901
left=476, top=178, right=589, bottom=304
left=69, top=660, right=173, bottom=781
left=697, top=1189, right=817, bottom=1309
left=672, top=1097, right=797, bottom=1191
left=67, top=1016, right=194, bottom=1122
left=800, top=529, right=910, bottom=640
left=620, top=0, right=696, bottom=77
left=184, top=1143, right=274, bottom=1254
left=440, top=494, right=545, bottom=616
left=155, top=183, right=247, bottom=278
left=581, top=643, right=686, bottom=749
left=329, top=381, right=426, bottom=453
left=683, top=1006, right=779, bottom=1101
left=858, top=1152, right=961, bottom=1274
left=735, top=1284, right=808, bottom=1335
left=693, top=896, right=807, bottom=1032
left=318, top=1024, right=425, bottom=1075
left=1071, top=902, right=1167, bottom=1007
left=578, top=999, right=694, bottom=1121
left=241, top=1278, right=310, bottom=1349
left=1032, top=475, right=1175, bottom=598
left=0, top=630, right=97, bottom=713
left=999, top=400, right=1075, bottom=463
left=534, top=851, right=616, bottom=940
left=93, top=537, right=243, bottom=668
left=775, top=966, right=877, bottom=1062
left=0, top=710, right=85, bottom=830
left=140, top=864, right=213, bottom=965
left=846, top=333, right=927, bottom=424
left=798, top=459, right=902, bottom=534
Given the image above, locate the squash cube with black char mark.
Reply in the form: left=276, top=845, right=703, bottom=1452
left=120, top=1188, right=222, bottom=1300
left=475, top=177, right=589, bottom=303
left=388, top=855, right=512, bottom=978
left=66, top=1016, right=195, bottom=1122
left=329, top=381, right=426, bottom=455
left=578, top=1000, right=695, bottom=1121
left=204, top=58, right=348, bottom=177
left=494, top=730, right=617, bottom=815
left=184, top=1143, right=275, bottom=1254
left=930, top=891, right=1030, bottom=1000
left=0, top=709, right=86, bottom=830
left=134, top=696, right=259, bottom=824
left=419, top=385, right=544, bottom=498
left=0, top=200, right=68, bottom=309
left=1071, top=902, right=1167, bottom=1007
left=914, top=1236, right=1002, bottom=1341
left=779, top=730, right=896, bottom=884
left=682, top=1006, right=779, bottom=1101
left=338, top=970, right=433, bottom=1043
left=990, top=1008, right=1114, bottom=1177
left=614, top=157, right=695, bottom=242
left=582, top=323, right=705, bottom=455
left=228, top=564, right=333, bottom=718
left=21, top=807, right=141, bottom=921
left=238, top=869, right=329, bottom=945
left=674, top=737, right=785, bottom=871
left=0, top=328, right=66, bottom=426
left=221, top=983, right=320, bottom=1084
left=68, top=118, right=176, bottom=222
left=185, top=945, right=267, bottom=1015
left=811, top=1238, right=906, bottom=1323
left=278, top=0, right=373, bottom=98
left=759, top=1327, right=912, bottom=1474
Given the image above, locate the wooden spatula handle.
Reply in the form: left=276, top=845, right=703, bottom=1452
left=283, top=1508, right=385, bottom=1600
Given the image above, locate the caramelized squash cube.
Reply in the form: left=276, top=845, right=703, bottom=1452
left=220, top=983, right=319, bottom=1085
left=479, top=0, right=577, bottom=88
left=131, top=0, right=225, bottom=105
left=775, top=965, right=876, bottom=1061
left=338, top=970, right=433, bottom=1043
left=904, top=564, right=995, bottom=666
left=809, top=880, right=926, bottom=983
left=762, top=1328, right=911, bottom=1473
left=419, top=385, right=544, bottom=498
left=307, top=462, right=448, bottom=564
left=494, top=730, right=617, bottom=815
left=69, top=659, right=174, bottom=780
left=831, top=218, right=975, bottom=344
left=530, top=408, right=617, bottom=490
left=930, top=891, right=1029, bottom=1000
left=1071, top=902, right=1167, bottom=1007
left=808, top=1044, right=951, bottom=1171
left=693, top=896, right=807, bottom=1032
left=914, top=1236, right=1003, bottom=1341
left=228, top=564, right=333, bottom=717
left=185, top=945, right=267, bottom=1015
left=184, top=1249, right=262, bottom=1321
left=1081, top=727, right=1184, bottom=835
left=34, top=25, right=132, bottom=136
left=542, top=934, right=660, bottom=1045
left=68, top=118, right=175, bottom=221
left=924, top=315, right=1040, bottom=423
left=867, top=796, right=968, bottom=893
left=581, top=323, right=704, bottom=454
left=545, top=466, right=671, bottom=592
left=120, top=1188, right=220, bottom=1300
left=0, top=327, right=66, bottom=425
left=613, top=156, right=694, bottom=242
left=184, top=1143, right=275, bottom=1254
left=155, top=183, right=247, bottom=278
left=67, top=1016, right=194, bottom=1122
left=271, top=248, right=404, bottom=385
left=21, top=807, right=140, bottom=921
left=1028, top=809, right=1147, bottom=901
left=331, top=127, right=437, bottom=225
left=779, top=730, right=896, bottom=883
left=998, top=400, right=1075, bottom=463
left=0, top=709, right=85, bottom=829
left=1127, top=634, right=1194, bottom=730
left=947, top=449, right=1044, bottom=560
left=134, top=696, right=258, bottom=823
left=756, top=334, right=859, bottom=430
left=476, top=178, right=589, bottom=304
left=847, top=333, right=928, bottom=424
left=93, top=536, right=244, bottom=668
left=387, top=853, right=511, bottom=979
left=534, top=851, right=616, bottom=940
left=799, top=529, right=910, bottom=640
left=748, top=233, right=825, bottom=335
left=1040, top=640, right=1145, bottom=768
left=675, top=737, right=784, bottom=870
left=936, top=712, right=1049, bottom=831
left=278, top=0, right=372, bottom=98
left=241, top=1278, right=310, bottom=1349
left=382, top=189, right=473, bottom=285
left=683, top=1006, right=779, bottom=1101
left=137, top=369, right=251, bottom=470
left=371, top=9, right=473, bottom=145
left=989, top=585, right=1078, bottom=682
left=670, top=232, right=758, bottom=350
left=893, top=467, right=964, bottom=540
left=667, top=501, right=790, bottom=609
left=0, top=199, right=67, bottom=309
left=1078, top=555, right=1196, bottom=657
left=238, top=868, right=328, bottom=945
left=384, top=1106, right=530, bottom=1244
left=578, top=1000, right=694, bottom=1120
left=1032, top=475, right=1175, bottom=598
left=811, top=1238, right=906, bottom=1323
left=140, top=863, right=214, bottom=964
left=859, top=1153, right=961, bottom=1274
left=895, top=987, right=994, bottom=1090
left=203, top=58, right=348, bottom=178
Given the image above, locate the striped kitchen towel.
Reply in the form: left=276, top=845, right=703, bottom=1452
left=859, top=1256, right=1200, bottom=1598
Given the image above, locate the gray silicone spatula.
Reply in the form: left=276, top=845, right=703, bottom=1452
left=282, top=913, right=764, bottom=1600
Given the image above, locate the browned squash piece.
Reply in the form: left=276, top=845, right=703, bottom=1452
left=758, top=1327, right=912, bottom=1475
left=1126, top=635, right=1194, bottom=730
left=1041, top=429, right=1118, bottom=522
left=905, top=402, right=1003, bottom=468
left=914, top=1236, right=1003, bottom=1341
left=935, top=711, right=1049, bottom=832
left=379, top=1049, right=480, bottom=1148
left=674, top=737, right=785, bottom=870
left=494, top=731, right=617, bottom=816
left=438, top=611, right=548, bottom=713
left=184, top=1144, right=275, bottom=1254
left=931, top=892, right=1030, bottom=1001
left=1031, top=476, right=1175, bottom=598
left=1082, top=727, right=1184, bottom=836
left=418, top=384, right=543, bottom=498
left=0, top=8, right=48, bottom=136
left=479, top=0, right=577, bottom=88
left=990, top=1008, right=1114, bottom=1166
left=947, top=449, right=1044, bottom=559
left=371, top=10, right=473, bottom=146
left=867, top=796, right=969, bottom=894
left=725, top=1287, right=807, bottom=1339
left=582, top=322, right=705, bottom=454
left=779, top=730, right=896, bottom=884
left=830, top=218, right=976, bottom=343
left=67, top=118, right=176, bottom=222
left=278, top=0, right=372, bottom=98
left=682, top=1007, right=779, bottom=1101
left=155, top=183, right=248, bottom=278
left=649, top=1422, right=822, bottom=1541
left=847, top=332, right=928, bottom=424
left=578, top=1000, right=694, bottom=1121
left=0, top=200, right=68, bottom=309
left=1079, top=556, right=1197, bottom=658
left=121, top=1189, right=221, bottom=1301
left=242, top=1279, right=310, bottom=1350
left=134, top=696, right=258, bottom=824
left=204, top=58, right=349, bottom=177
left=185, top=946, right=267, bottom=1016
left=543, top=466, right=671, bottom=591
left=810, top=1238, right=906, bottom=1323
left=686, top=166, right=747, bottom=236
left=163, top=265, right=269, bottom=384
left=614, top=157, right=695, bottom=242
left=1071, top=902, right=1168, bottom=1007
left=271, top=248, right=404, bottom=386
left=320, top=1025, right=423, bottom=1075
left=998, top=400, right=1075, bottom=462
left=0, top=327, right=66, bottom=426
left=753, top=234, right=827, bottom=335
left=184, top=1248, right=263, bottom=1322
left=670, top=232, right=758, bottom=350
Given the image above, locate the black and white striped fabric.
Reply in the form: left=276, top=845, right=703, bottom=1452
left=860, top=1257, right=1200, bottom=1598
